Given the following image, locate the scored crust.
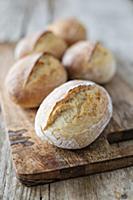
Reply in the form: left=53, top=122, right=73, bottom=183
left=62, top=41, right=116, bottom=83
left=14, top=31, right=49, bottom=59
left=5, top=52, right=67, bottom=108
left=63, top=41, right=96, bottom=60
left=35, top=80, right=112, bottom=149
left=15, top=31, right=67, bottom=60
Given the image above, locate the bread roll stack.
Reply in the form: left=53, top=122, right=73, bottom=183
left=5, top=17, right=115, bottom=149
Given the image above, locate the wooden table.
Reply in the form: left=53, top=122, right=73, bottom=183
left=0, top=0, right=133, bottom=199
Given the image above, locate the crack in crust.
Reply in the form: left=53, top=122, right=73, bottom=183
left=5, top=53, right=67, bottom=108
left=35, top=80, right=112, bottom=149
left=63, top=41, right=116, bottom=83
left=44, top=85, right=96, bottom=129
left=15, top=31, right=67, bottom=60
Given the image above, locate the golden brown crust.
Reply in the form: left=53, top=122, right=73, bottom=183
left=34, top=31, right=53, bottom=48
left=48, top=18, right=87, bottom=46
left=62, top=41, right=116, bottom=83
left=35, top=80, right=112, bottom=149
left=45, top=85, right=95, bottom=129
left=15, top=31, right=68, bottom=60
left=36, top=80, right=94, bottom=130
left=5, top=52, right=67, bottom=108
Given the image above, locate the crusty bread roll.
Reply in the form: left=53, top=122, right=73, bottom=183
left=63, top=41, right=116, bottom=84
left=48, top=18, right=87, bottom=46
left=5, top=53, right=67, bottom=108
left=15, top=31, right=67, bottom=60
left=35, top=80, right=112, bottom=149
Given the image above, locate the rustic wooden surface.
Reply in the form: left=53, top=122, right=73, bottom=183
left=0, top=43, right=133, bottom=186
left=0, top=0, right=133, bottom=199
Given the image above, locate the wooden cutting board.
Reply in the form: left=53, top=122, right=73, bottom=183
left=0, top=44, right=133, bottom=186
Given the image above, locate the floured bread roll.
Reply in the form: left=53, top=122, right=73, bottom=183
left=5, top=53, right=67, bottom=108
left=15, top=31, right=67, bottom=60
left=48, top=18, right=87, bottom=46
left=63, top=41, right=116, bottom=84
left=35, top=80, right=112, bottom=149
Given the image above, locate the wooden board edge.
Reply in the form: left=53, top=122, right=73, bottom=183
left=17, top=155, right=133, bottom=186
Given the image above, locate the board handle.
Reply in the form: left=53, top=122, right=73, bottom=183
left=107, top=129, right=133, bottom=144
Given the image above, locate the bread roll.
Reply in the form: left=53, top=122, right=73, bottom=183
left=35, top=80, right=112, bottom=149
left=15, top=31, right=67, bottom=60
left=48, top=18, right=87, bottom=46
left=5, top=53, right=67, bottom=108
left=63, top=41, right=116, bottom=84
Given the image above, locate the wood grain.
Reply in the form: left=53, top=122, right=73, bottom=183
left=0, top=44, right=133, bottom=186
left=0, top=46, right=49, bottom=200
left=0, top=0, right=133, bottom=199
left=49, top=0, right=133, bottom=198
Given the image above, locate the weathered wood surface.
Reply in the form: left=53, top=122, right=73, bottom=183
left=1, top=40, right=133, bottom=186
left=0, top=0, right=133, bottom=199
left=0, top=43, right=133, bottom=186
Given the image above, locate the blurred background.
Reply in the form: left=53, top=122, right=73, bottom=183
left=0, top=0, right=133, bottom=59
